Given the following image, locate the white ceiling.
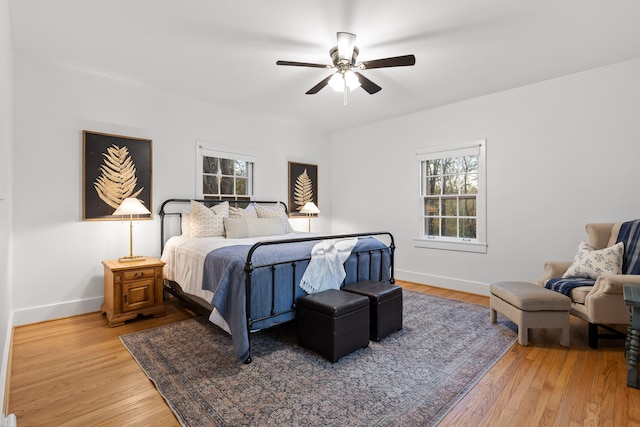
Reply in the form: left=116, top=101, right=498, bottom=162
left=9, top=1, right=640, bottom=133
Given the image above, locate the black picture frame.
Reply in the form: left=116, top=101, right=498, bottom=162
left=288, top=161, right=318, bottom=217
left=82, top=130, right=152, bottom=221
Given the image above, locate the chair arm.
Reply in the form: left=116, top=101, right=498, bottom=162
left=538, top=261, right=572, bottom=286
left=590, top=274, right=640, bottom=295
left=584, top=274, right=637, bottom=324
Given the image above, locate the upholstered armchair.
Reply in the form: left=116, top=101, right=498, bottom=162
left=539, top=222, right=640, bottom=348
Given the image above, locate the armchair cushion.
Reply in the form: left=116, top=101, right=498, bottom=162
left=571, top=286, right=593, bottom=304
left=562, top=240, right=623, bottom=279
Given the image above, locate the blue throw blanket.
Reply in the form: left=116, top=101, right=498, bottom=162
left=202, top=237, right=392, bottom=362
left=618, top=219, right=640, bottom=274
left=545, top=277, right=596, bottom=296
left=546, top=219, right=640, bottom=296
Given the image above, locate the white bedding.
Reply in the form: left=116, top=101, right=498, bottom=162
left=161, top=232, right=312, bottom=332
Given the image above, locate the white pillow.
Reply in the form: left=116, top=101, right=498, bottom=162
left=562, top=240, right=624, bottom=279
left=255, top=203, right=294, bottom=233
left=223, top=217, right=286, bottom=239
left=229, top=204, right=258, bottom=218
left=189, top=200, right=229, bottom=238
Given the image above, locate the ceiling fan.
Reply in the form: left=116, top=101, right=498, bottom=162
left=276, top=32, right=416, bottom=104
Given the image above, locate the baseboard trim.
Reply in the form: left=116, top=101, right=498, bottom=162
left=2, top=297, right=103, bottom=422
left=3, top=413, right=16, bottom=427
left=395, top=269, right=490, bottom=296
left=12, top=296, right=103, bottom=326
left=1, top=312, right=13, bottom=425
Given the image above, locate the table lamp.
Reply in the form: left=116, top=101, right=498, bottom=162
left=299, top=202, right=320, bottom=232
left=113, top=197, right=150, bottom=262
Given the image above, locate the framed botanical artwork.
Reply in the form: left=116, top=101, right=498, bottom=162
left=288, top=161, right=318, bottom=217
left=82, top=130, right=152, bottom=221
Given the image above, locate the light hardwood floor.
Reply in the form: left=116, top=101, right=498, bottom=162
left=7, top=281, right=640, bottom=426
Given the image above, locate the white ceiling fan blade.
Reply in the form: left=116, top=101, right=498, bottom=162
left=337, top=32, right=356, bottom=62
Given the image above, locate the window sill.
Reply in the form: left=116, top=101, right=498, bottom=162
left=413, top=238, right=487, bottom=254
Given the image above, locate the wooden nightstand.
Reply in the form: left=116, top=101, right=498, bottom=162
left=101, top=257, right=166, bottom=327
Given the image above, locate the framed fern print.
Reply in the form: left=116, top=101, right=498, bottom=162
left=288, top=161, right=318, bottom=217
left=82, top=130, right=152, bottom=221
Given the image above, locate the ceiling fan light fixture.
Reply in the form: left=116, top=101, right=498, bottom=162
left=329, top=70, right=361, bottom=92
left=336, top=32, right=356, bottom=62
left=328, top=73, right=344, bottom=92
left=344, top=70, right=361, bottom=90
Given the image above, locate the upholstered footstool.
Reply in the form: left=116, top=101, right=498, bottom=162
left=297, top=289, right=370, bottom=362
left=490, top=281, right=571, bottom=346
left=343, top=280, right=403, bottom=341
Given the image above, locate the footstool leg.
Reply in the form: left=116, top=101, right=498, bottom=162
left=490, top=307, right=497, bottom=323
left=560, top=324, right=570, bottom=347
left=518, top=327, right=528, bottom=346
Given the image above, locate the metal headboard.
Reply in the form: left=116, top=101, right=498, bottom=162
left=158, top=199, right=288, bottom=253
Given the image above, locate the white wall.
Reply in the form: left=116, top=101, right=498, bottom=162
left=0, top=0, right=13, bottom=418
left=331, top=58, right=640, bottom=295
left=10, top=40, right=640, bottom=323
left=11, top=57, right=331, bottom=324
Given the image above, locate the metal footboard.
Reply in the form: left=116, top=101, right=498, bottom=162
left=242, top=231, right=395, bottom=363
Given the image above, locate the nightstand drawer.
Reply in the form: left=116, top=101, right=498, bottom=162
left=123, top=268, right=155, bottom=282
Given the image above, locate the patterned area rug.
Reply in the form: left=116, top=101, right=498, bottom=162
left=121, top=290, right=516, bottom=426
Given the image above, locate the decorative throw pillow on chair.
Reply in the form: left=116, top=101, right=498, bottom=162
left=562, top=240, right=624, bottom=279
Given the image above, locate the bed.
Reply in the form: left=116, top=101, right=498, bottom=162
left=159, top=198, right=395, bottom=363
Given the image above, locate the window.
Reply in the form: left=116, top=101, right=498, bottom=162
left=196, top=142, right=256, bottom=200
left=414, top=139, right=487, bottom=253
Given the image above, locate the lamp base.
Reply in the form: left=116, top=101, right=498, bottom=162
left=118, top=255, right=146, bottom=263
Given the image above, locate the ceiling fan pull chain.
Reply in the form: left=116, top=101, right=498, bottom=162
left=343, top=77, right=348, bottom=105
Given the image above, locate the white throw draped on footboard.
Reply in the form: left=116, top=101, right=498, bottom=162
left=299, top=237, right=358, bottom=294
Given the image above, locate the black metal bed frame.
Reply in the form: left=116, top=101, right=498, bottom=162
left=159, top=198, right=395, bottom=363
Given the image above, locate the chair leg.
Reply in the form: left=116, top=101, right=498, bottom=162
left=588, top=322, right=627, bottom=349
left=588, top=323, right=599, bottom=349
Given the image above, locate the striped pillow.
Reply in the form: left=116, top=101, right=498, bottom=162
left=229, top=204, right=258, bottom=219
left=223, top=217, right=286, bottom=239
left=255, top=203, right=294, bottom=233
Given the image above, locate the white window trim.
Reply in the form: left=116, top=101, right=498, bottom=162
left=195, top=141, right=258, bottom=199
left=413, top=139, right=487, bottom=254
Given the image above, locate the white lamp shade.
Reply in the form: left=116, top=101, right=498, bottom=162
left=300, top=202, right=320, bottom=215
left=113, top=198, right=151, bottom=216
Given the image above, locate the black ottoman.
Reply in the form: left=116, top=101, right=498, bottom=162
left=343, top=280, right=403, bottom=341
left=297, top=289, right=370, bottom=362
